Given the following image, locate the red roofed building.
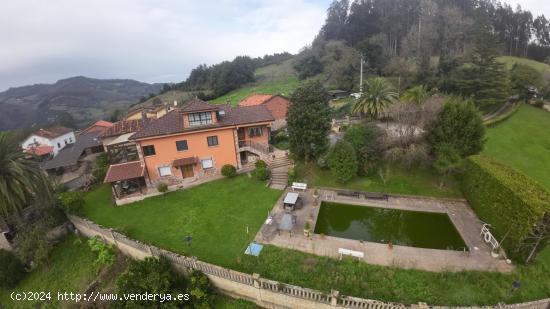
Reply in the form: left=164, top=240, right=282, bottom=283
left=238, top=94, right=289, bottom=130
left=79, top=120, right=114, bottom=135
left=21, top=125, right=76, bottom=156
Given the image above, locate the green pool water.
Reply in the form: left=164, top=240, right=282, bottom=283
left=314, top=202, right=467, bottom=250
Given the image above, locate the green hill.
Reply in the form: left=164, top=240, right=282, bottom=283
left=497, top=56, right=550, bottom=73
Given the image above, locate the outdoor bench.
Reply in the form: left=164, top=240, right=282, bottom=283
left=364, top=192, right=389, bottom=200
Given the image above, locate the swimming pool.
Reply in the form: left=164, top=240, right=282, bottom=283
left=314, top=201, right=467, bottom=250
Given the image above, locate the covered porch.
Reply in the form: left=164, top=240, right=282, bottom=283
left=104, top=161, right=148, bottom=200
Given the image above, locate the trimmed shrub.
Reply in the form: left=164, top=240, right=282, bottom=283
left=327, top=140, right=358, bottom=183
left=255, top=160, right=267, bottom=169
left=58, top=191, right=84, bottom=215
left=0, top=249, right=26, bottom=289
left=461, top=155, right=550, bottom=262
left=254, top=166, right=271, bottom=181
left=156, top=182, right=168, bottom=194
left=221, top=164, right=237, bottom=177
left=287, top=167, right=297, bottom=185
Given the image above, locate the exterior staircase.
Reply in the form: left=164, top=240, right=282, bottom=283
left=267, top=155, right=293, bottom=190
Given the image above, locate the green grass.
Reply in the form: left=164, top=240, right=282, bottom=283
left=235, top=244, right=550, bottom=306
left=483, top=105, right=550, bottom=191
left=295, top=162, right=462, bottom=198
left=210, top=76, right=301, bottom=105
left=497, top=56, right=550, bottom=73
left=0, top=235, right=99, bottom=308
left=82, top=176, right=282, bottom=267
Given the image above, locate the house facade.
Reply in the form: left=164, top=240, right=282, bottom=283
left=103, top=99, right=274, bottom=201
left=21, top=125, right=76, bottom=156
left=238, top=94, right=289, bottom=130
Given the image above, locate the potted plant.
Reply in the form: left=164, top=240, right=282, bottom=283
left=304, top=221, right=311, bottom=237
left=312, top=188, right=319, bottom=199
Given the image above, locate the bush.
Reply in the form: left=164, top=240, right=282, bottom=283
left=0, top=249, right=26, bottom=289
left=156, top=182, right=168, bottom=194
left=92, top=153, right=110, bottom=182
left=461, top=155, right=550, bottom=262
left=254, top=167, right=270, bottom=181
left=327, top=140, right=358, bottom=183
left=87, top=236, right=115, bottom=266
left=287, top=167, right=297, bottom=185
left=255, top=160, right=267, bottom=169
left=58, top=191, right=84, bottom=214
left=221, top=164, right=237, bottom=177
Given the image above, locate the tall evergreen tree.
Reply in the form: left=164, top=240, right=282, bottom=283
left=287, top=81, right=331, bottom=162
left=451, top=32, right=510, bottom=107
left=328, top=140, right=358, bottom=183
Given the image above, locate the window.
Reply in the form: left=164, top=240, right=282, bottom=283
left=57, top=142, right=61, bottom=148
left=69, top=137, right=73, bottom=143
left=176, top=140, right=188, bottom=151
left=142, top=145, right=156, bottom=156
left=188, top=112, right=213, bottom=126
left=201, top=158, right=213, bottom=169
left=207, top=136, right=218, bottom=147
left=64, top=139, right=68, bottom=145
left=158, top=166, right=172, bottom=177
left=248, top=127, right=263, bottom=137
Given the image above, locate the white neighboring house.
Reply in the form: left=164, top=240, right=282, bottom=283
left=21, top=125, right=76, bottom=156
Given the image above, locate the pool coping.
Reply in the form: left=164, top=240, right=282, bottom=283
left=255, top=188, right=514, bottom=273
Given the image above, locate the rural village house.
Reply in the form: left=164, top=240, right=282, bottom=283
left=21, top=125, right=76, bottom=157
left=103, top=98, right=274, bottom=201
left=238, top=94, right=289, bottom=130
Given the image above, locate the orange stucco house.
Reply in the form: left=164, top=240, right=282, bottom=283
left=103, top=98, right=274, bottom=201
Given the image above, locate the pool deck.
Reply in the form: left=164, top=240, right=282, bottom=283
left=255, top=188, right=514, bottom=273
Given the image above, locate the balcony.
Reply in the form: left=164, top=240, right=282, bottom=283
left=238, top=140, right=271, bottom=155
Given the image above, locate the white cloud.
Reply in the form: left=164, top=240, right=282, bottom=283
left=0, top=0, right=328, bottom=90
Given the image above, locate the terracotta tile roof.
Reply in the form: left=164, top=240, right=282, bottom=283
left=94, top=120, right=114, bottom=127
left=130, top=102, right=274, bottom=140
left=100, top=119, right=145, bottom=138
left=104, top=161, right=145, bottom=183
left=180, top=98, right=219, bottom=113
left=173, top=156, right=198, bottom=166
left=24, top=145, right=54, bottom=156
left=33, top=125, right=73, bottom=139
left=238, top=94, right=274, bottom=106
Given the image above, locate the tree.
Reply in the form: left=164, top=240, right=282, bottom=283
left=401, top=85, right=430, bottom=105
left=287, top=81, right=331, bottom=161
left=0, top=133, right=53, bottom=216
left=116, top=257, right=188, bottom=308
left=343, top=123, right=378, bottom=174
left=58, top=191, right=84, bottom=215
left=320, top=0, right=349, bottom=40
left=92, top=153, right=109, bottom=182
left=433, top=143, right=462, bottom=187
left=425, top=98, right=485, bottom=158
left=328, top=140, right=358, bottom=183
left=352, top=77, right=398, bottom=118
left=293, top=55, right=323, bottom=80
left=510, top=63, right=542, bottom=101
left=450, top=32, right=510, bottom=107
left=0, top=249, right=26, bottom=289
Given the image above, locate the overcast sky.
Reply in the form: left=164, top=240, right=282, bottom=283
left=0, top=0, right=548, bottom=91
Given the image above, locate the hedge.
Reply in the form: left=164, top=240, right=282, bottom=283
left=461, top=155, right=550, bottom=262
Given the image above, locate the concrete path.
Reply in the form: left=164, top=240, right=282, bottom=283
left=255, top=189, right=514, bottom=273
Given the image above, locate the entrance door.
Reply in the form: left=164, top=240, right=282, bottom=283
left=181, top=165, right=194, bottom=179
left=238, top=128, right=245, bottom=141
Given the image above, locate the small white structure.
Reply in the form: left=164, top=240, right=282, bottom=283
left=291, top=182, right=307, bottom=191
left=481, top=224, right=500, bottom=250
left=338, top=248, right=364, bottom=259
left=21, top=125, right=75, bottom=156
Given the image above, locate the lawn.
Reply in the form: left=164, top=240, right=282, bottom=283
left=483, top=105, right=550, bottom=192
left=497, top=56, right=550, bottom=73
left=82, top=176, right=282, bottom=267
left=235, top=244, right=550, bottom=306
left=0, top=235, right=99, bottom=308
left=295, top=162, right=462, bottom=198
left=210, top=76, right=301, bottom=105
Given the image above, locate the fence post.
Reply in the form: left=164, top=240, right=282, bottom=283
left=330, top=290, right=339, bottom=307
left=253, top=273, right=262, bottom=305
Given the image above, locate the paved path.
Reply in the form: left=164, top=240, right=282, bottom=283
left=255, top=189, right=514, bottom=273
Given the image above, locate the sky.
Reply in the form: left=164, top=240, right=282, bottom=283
left=0, top=0, right=548, bottom=91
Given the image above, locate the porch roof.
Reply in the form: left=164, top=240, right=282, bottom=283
left=172, top=156, right=198, bottom=166
left=104, top=161, right=145, bottom=183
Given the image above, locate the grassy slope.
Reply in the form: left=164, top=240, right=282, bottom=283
left=82, top=176, right=281, bottom=267
left=210, top=76, right=300, bottom=106
left=0, top=235, right=98, bottom=308
left=483, top=105, right=550, bottom=191
left=497, top=56, right=550, bottom=73
left=296, top=163, right=462, bottom=198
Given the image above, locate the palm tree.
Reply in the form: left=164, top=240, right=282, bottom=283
left=352, top=77, right=398, bottom=119
left=401, top=85, right=429, bottom=105
left=0, top=133, right=53, bottom=216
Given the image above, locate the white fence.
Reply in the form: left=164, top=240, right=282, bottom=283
left=68, top=215, right=550, bottom=309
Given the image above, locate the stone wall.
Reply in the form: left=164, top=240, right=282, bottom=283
left=68, top=215, right=550, bottom=309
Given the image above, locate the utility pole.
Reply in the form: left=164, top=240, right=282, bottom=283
left=359, top=55, right=364, bottom=94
